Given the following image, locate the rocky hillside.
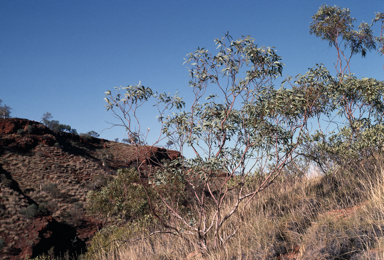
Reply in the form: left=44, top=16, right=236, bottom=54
left=0, top=118, right=180, bottom=260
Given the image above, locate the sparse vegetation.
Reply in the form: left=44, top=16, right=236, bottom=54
left=43, top=183, right=61, bottom=198
left=26, top=125, right=34, bottom=134
left=0, top=99, right=11, bottom=119
left=85, top=4, right=384, bottom=260
left=1, top=4, right=383, bottom=260
left=87, top=168, right=162, bottom=222
left=41, top=112, right=78, bottom=134
left=17, top=128, right=25, bottom=135
left=20, top=204, right=40, bottom=219
left=0, top=173, right=13, bottom=187
left=0, top=238, right=5, bottom=250
left=80, top=130, right=99, bottom=139
left=84, top=156, right=384, bottom=259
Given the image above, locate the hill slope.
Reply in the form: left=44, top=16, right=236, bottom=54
left=0, top=118, right=179, bottom=260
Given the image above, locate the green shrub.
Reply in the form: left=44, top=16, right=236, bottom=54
left=0, top=238, right=5, bottom=250
left=26, top=125, right=34, bottom=134
left=17, top=129, right=25, bottom=135
left=59, top=209, right=82, bottom=226
left=87, top=168, right=155, bottom=221
left=43, top=183, right=61, bottom=198
left=20, top=204, right=39, bottom=219
left=38, top=202, right=49, bottom=215
left=44, top=201, right=58, bottom=212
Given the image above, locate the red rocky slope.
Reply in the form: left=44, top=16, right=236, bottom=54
left=0, top=118, right=180, bottom=260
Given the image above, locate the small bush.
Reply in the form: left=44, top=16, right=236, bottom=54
left=74, top=202, right=83, bottom=209
left=45, top=201, right=58, bottom=212
left=20, top=204, right=39, bottom=219
left=17, top=129, right=25, bottom=135
left=38, top=202, right=49, bottom=215
left=88, top=167, right=190, bottom=224
left=59, top=208, right=83, bottom=226
left=0, top=238, right=5, bottom=250
left=0, top=174, right=12, bottom=187
left=87, top=168, right=154, bottom=221
left=26, top=125, right=34, bottom=134
left=43, top=183, right=61, bottom=198
left=36, top=151, right=45, bottom=157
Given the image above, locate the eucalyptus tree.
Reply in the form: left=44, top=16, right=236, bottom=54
left=104, top=31, right=331, bottom=250
left=102, top=4, right=383, bottom=252
left=303, top=5, right=384, bottom=172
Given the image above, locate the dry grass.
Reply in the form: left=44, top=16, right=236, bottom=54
left=76, top=155, right=384, bottom=259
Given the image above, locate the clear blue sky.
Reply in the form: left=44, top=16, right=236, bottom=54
left=1, top=0, right=383, bottom=144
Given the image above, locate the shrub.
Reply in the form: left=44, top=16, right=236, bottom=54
left=87, top=167, right=190, bottom=224
left=80, top=131, right=99, bottom=139
left=0, top=174, right=12, bottom=187
left=20, top=204, right=39, bottom=219
left=26, top=125, right=34, bottom=134
left=43, top=183, right=61, bottom=198
left=0, top=238, right=4, bottom=250
left=87, top=168, right=158, bottom=222
left=44, top=201, right=58, bottom=212
left=36, top=151, right=45, bottom=157
left=17, top=129, right=25, bottom=135
left=38, top=202, right=49, bottom=215
left=59, top=208, right=83, bottom=226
